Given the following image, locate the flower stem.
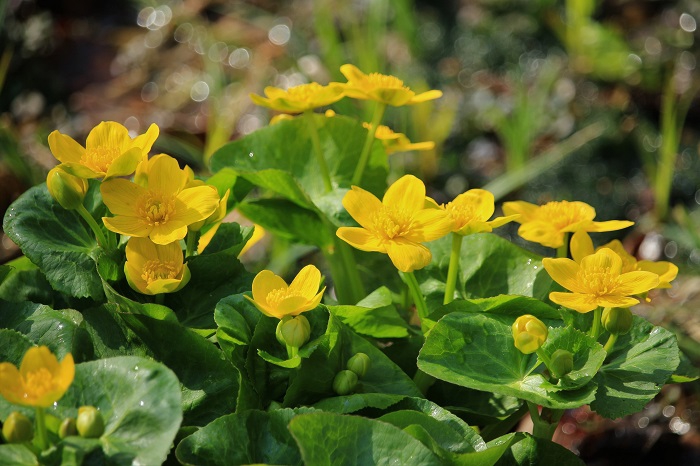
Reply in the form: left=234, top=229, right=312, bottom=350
left=34, top=408, right=48, bottom=451
left=527, top=402, right=561, bottom=440
left=325, top=235, right=366, bottom=305
left=304, top=110, right=333, bottom=193
left=185, top=230, right=197, bottom=258
left=603, top=333, right=618, bottom=354
left=443, top=233, right=463, bottom=305
left=556, top=233, right=570, bottom=258
left=77, top=205, right=108, bottom=249
left=286, top=344, right=298, bottom=360
left=590, top=307, right=603, bottom=339
left=401, top=271, right=428, bottom=322
left=351, top=102, right=386, bottom=186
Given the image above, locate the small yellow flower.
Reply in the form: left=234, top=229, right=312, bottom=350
left=363, top=123, right=435, bottom=155
left=336, top=175, right=453, bottom=272
left=570, top=231, right=678, bottom=289
left=543, top=248, right=659, bottom=313
left=124, top=237, right=190, bottom=295
left=425, top=189, right=518, bottom=236
left=512, top=315, right=548, bottom=354
left=48, top=121, right=159, bottom=180
left=100, top=154, right=220, bottom=244
left=250, top=82, right=345, bottom=114
left=246, top=265, right=325, bottom=319
left=502, top=200, right=634, bottom=249
left=0, top=346, right=74, bottom=408
left=340, top=64, right=442, bottom=106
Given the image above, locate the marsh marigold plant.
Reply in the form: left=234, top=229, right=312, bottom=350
left=503, top=200, right=633, bottom=249
left=426, top=189, right=518, bottom=236
left=336, top=174, right=453, bottom=272
left=0, top=346, right=74, bottom=408
left=124, top=237, right=190, bottom=295
left=340, top=64, right=443, bottom=106
left=48, top=121, right=158, bottom=180
left=250, top=82, right=345, bottom=113
left=246, top=265, right=325, bottom=319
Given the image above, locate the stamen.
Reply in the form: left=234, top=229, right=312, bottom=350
left=80, top=147, right=121, bottom=174
left=266, top=287, right=303, bottom=307
left=371, top=206, right=413, bottom=240
left=538, top=201, right=592, bottom=230
left=141, top=260, right=180, bottom=284
left=446, top=202, right=477, bottom=228
left=365, top=73, right=407, bottom=90
left=139, top=194, right=176, bottom=226
left=579, top=266, right=621, bottom=296
left=286, top=83, right=324, bottom=102
left=24, top=368, right=54, bottom=399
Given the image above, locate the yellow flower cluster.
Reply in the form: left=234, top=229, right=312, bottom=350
left=47, top=122, right=227, bottom=296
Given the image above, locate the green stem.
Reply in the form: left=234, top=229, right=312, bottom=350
left=556, top=233, right=570, bottom=258
left=286, top=344, right=298, bottom=360
left=185, top=230, right=197, bottom=258
left=526, top=402, right=561, bottom=440
left=603, top=333, right=618, bottom=354
left=401, top=271, right=428, bottom=322
left=304, top=110, right=333, bottom=192
left=412, top=368, right=435, bottom=395
left=590, top=307, right=603, bottom=339
left=34, top=408, right=48, bottom=451
left=351, top=102, right=387, bottom=186
left=77, top=205, right=108, bottom=249
left=325, top=235, right=366, bottom=304
left=443, top=233, right=463, bottom=305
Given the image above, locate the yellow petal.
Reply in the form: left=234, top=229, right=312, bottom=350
left=570, top=231, right=595, bottom=263
left=103, top=147, right=143, bottom=180
left=542, top=257, right=586, bottom=293
left=55, top=353, right=75, bottom=392
left=146, top=278, right=185, bottom=295
left=274, top=296, right=311, bottom=317
left=20, top=346, right=59, bottom=378
left=48, top=131, right=85, bottom=163
left=149, top=223, right=188, bottom=244
left=548, top=292, right=598, bottom=313
left=103, top=216, right=152, bottom=238
left=595, top=295, right=641, bottom=309
left=59, top=162, right=101, bottom=179
left=385, top=238, right=432, bottom=272
left=638, top=260, right=678, bottom=287
left=484, top=214, right=519, bottom=230
left=342, top=186, right=383, bottom=230
left=340, top=64, right=367, bottom=82
left=454, top=189, right=495, bottom=222
left=406, top=208, right=453, bottom=242
left=288, top=265, right=322, bottom=300
left=125, top=262, right=149, bottom=294
left=580, top=248, right=622, bottom=277
left=252, top=270, right=288, bottom=305
left=502, top=201, right=539, bottom=222
left=374, top=88, right=413, bottom=106
left=518, top=221, right=563, bottom=248
left=616, top=271, right=659, bottom=296
left=101, top=179, right=147, bottom=216
left=131, top=123, right=159, bottom=154
left=147, top=155, right=188, bottom=194
left=336, top=227, right=385, bottom=252
left=244, top=294, right=275, bottom=318
left=586, top=220, right=634, bottom=233
left=175, top=186, right=221, bottom=225
left=85, top=121, right=130, bottom=151
left=408, top=90, right=443, bottom=103
left=0, top=362, right=23, bottom=404
left=382, top=175, right=425, bottom=214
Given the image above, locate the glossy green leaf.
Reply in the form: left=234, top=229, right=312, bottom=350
left=0, top=445, right=38, bottom=466
left=492, top=433, right=584, bottom=466
left=418, top=312, right=596, bottom=409
left=288, top=411, right=442, bottom=465
left=539, top=326, right=605, bottom=390
left=328, top=287, right=410, bottom=338
left=590, top=317, right=680, bottom=419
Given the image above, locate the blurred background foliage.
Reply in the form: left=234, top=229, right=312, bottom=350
left=1, top=0, right=700, bottom=460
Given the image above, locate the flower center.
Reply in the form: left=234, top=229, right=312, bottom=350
left=24, top=368, right=54, bottom=400
left=266, top=287, right=303, bottom=307
left=286, top=83, right=324, bottom=102
left=141, top=260, right=180, bottom=284
left=140, top=194, right=175, bottom=226
left=80, top=146, right=120, bottom=174
left=371, top=206, right=413, bottom=240
left=445, top=202, right=477, bottom=229
left=538, top=201, right=592, bottom=230
left=579, top=266, right=621, bottom=296
left=363, top=73, right=407, bottom=90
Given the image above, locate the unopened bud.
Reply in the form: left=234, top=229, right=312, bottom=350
left=47, top=166, right=88, bottom=210
left=602, top=307, right=633, bottom=335
left=2, top=412, right=33, bottom=443
left=347, top=353, right=371, bottom=378
left=332, top=370, right=358, bottom=396
left=76, top=406, right=104, bottom=438
left=549, top=349, right=574, bottom=379
left=278, top=315, right=311, bottom=348
left=512, top=315, right=548, bottom=354
left=59, top=417, right=77, bottom=439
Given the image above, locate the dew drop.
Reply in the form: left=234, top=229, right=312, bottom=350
left=133, top=365, right=140, bottom=371
left=139, top=400, right=145, bottom=407
left=249, top=152, right=254, bottom=158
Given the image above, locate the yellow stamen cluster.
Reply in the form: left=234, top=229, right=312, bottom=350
left=141, top=260, right=180, bottom=284
left=538, top=201, right=591, bottom=229
left=24, top=368, right=54, bottom=400
left=445, top=202, right=477, bottom=228
left=266, top=287, right=303, bottom=308
left=371, top=207, right=413, bottom=240
left=140, top=195, right=175, bottom=226
left=80, top=147, right=120, bottom=174
left=285, top=83, right=325, bottom=102
left=579, top=266, right=620, bottom=296
left=362, top=73, right=408, bottom=90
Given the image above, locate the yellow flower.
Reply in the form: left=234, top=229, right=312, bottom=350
left=425, top=189, right=518, bottom=236
left=124, top=237, right=190, bottom=295
left=340, top=64, right=442, bottom=106
left=100, top=154, right=220, bottom=244
left=512, top=315, right=548, bottom=354
left=542, top=248, right=659, bottom=313
left=570, top=231, right=678, bottom=289
left=362, top=123, right=435, bottom=155
left=48, top=121, right=159, bottom=180
left=0, top=346, right=74, bottom=408
left=502, top=200, right=634, bottom=249
left=336, top=175, right=453, bottom=272
left=246, top=265, right=325, bottom=319
left=250, top=82, right=345, bottom=114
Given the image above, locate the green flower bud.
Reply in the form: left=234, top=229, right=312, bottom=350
left=2, top=412, right=33, bottom=443
left=332, top=370, right=358, bottom=396
left=278, top=315, right=311, bottom=348
left=46, top=166, right=88, bottom=210
left=76, top=406, right=105, bottom=438
left=59, top=417, right=77, bottom=439
left=512, top=315, right=548, bottom=354
left=549, top=349, right=574, bottom=379
left=602, top=307, right=633, bottom=335
left=347, top=353, right=371, bottom=378
left=276, top=316, right=292, bottom=346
